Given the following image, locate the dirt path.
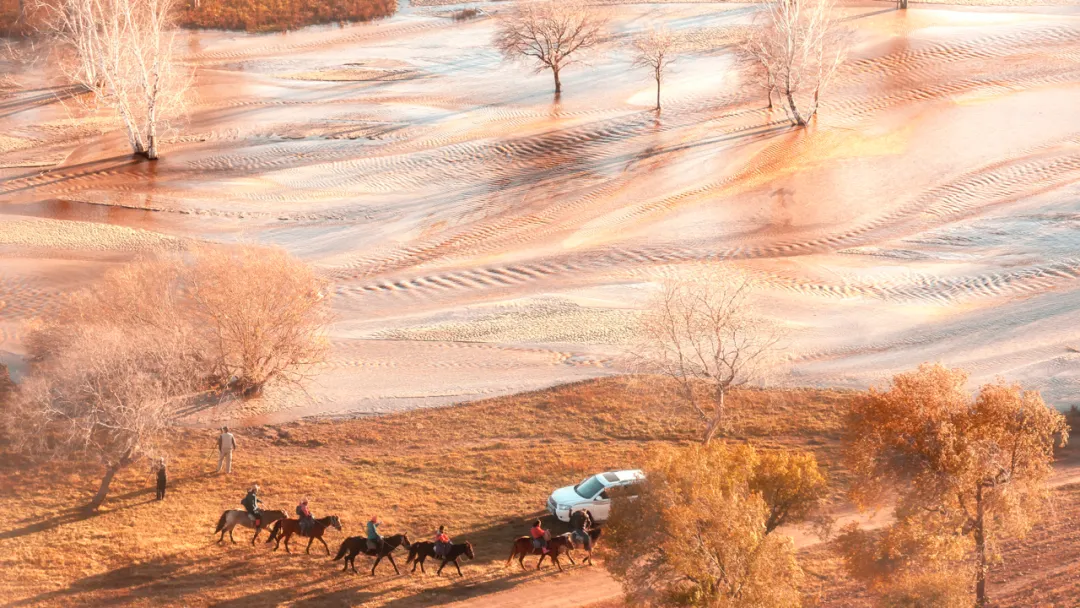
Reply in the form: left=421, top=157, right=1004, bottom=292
left=457, top=462, right=1080, bottom=608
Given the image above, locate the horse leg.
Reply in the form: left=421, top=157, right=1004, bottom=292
left=284, top=532, right=292, bottom=554
left=418, top=555, right=426, bottom=574
left=519, top=552, right=528, bottom=571
left=536, top=553, right=545, bottom=570
left=386, top=553, right=400, bottom=575
left=566, top=550, right=577, bottom=566
left=251, top=526, right=260, bottom=545
left=554, top=554, right=563, bottom=572
left=319, top=537, right=330, bottom=555
left=454, top=558, right=463, bottom=577
left=371, top=554, right=382, bottom=576
left=230, top=528, right=236, bottom=544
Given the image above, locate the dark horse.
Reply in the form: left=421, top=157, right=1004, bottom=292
left=563, top=527, right=603, bottom=565
left=266, top=515, right=342, bottom=554
left=505, top=534, right=574, bottom=571
left=405, top=541, right=476, bottom=576
left=333, top=533, right=412, bottom=575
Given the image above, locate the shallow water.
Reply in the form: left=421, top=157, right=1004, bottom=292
left=3, top=1, right=1080, bottom=420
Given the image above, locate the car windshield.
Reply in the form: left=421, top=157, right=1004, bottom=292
left=574, top=475, right=606, bottom=499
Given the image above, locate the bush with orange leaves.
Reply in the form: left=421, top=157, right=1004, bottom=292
left=602, top=442, right=828, bottom=607
left=841, top=364, right=1069, bottom=608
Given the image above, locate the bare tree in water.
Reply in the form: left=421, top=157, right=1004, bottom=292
left=494, top=0, right=607, bottom=96
left=741, top=0, right=846, bottom=126
left=631, top=26, right=678, bottom=112
left=631, top=271, right=783, bottom=444
left=37, top=0, right=188, bottom=159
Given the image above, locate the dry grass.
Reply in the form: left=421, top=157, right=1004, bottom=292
left=0, top=377, right=1074, bottom=607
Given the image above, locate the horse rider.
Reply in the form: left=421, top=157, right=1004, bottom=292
left=530, top=519, right=549, bottom=554
left=216, top=426, right=237, bottom=474
left=241, top=485, right=263, bottom=527
left=433, top=525, right=451, bottom=558
left=367, top=515, right=383, bottom=551
left=569, top=510, right=593, bottom=551
left=297, top=498, right=315, bottom=536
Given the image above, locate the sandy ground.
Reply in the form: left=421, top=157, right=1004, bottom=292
left=2, top=0, right=1080, bottom=421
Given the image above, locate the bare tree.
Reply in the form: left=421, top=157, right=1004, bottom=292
left=493, top=0, right=607, bottom=96
left=185, top=245, right=332, bottom=398
left=38, top=0, right=188, bottom=159
left=631, top=271, right=783, bottom=444
left=741, top=0, right=846, bottom=126
left=631, top=26, right=678, bottom=112
left=10, top=327, right=200, bottom=510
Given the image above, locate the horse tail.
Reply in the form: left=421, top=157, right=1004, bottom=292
left=214, top=511, right=228, bottom=534
left=333, top=539, right=348, bottom=561
left=265, top=520, right=282, bottom=544
left=505, top=541, right=518, bottom=567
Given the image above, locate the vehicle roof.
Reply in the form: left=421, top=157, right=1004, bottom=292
left=598, top=469, right=645, bottom=486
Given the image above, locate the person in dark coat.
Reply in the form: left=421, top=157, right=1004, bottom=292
left=154, top=458, right=168, bottom=501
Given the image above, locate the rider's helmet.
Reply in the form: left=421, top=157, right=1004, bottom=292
left=251, top=484, right=260, bottom=493
left=301, top=497, right=308, bottom=505
left=371, top=515, right=379, bottom=523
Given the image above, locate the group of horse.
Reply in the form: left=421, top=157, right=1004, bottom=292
left=213, top=508, right=604, bottom=576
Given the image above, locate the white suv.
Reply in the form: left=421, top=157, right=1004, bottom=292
left=546, top=469, right=645, bottom=523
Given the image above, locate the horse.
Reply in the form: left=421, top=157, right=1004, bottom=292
left=505, top=534, right=574, bottom=571
left=405, top=541, right=476, bottom=576
left=214, top=509, right=288, bottom=544
left=564, top=527, right=603, bottom=565
left=266, top=515, right=342, bottom=554
left=333, top=533, right=412, bottom=575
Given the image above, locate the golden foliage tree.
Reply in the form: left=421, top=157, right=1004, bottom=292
left=843, top=364, right=1069, bottom=607
left=603, top=443, right=826, bottom=607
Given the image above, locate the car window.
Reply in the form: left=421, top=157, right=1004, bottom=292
left=574, top=475, right=605, bottom=499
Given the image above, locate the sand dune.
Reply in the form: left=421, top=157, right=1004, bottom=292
left=2, top=1, right=1080, bottom=419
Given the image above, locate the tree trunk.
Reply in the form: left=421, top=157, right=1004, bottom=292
left=786, top=89, right=805, bottom=126
left=655, top=78, right=661, bottom=112
left=766, top=86, right=773, bottom=109
left=974, top=487, right=988, bottom=607
left=899, top=0, right=908, bottom=8
left=552, top=68, right=562, bottom=95
left=89, top=465, right=120, bottom=510
left=702, top=390, right=725, bottom=444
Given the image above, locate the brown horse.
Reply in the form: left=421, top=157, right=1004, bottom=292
left=214, top=509, right=288, bottom=545
left=405, top=540, right=476, bottom=576
left=333, top=533, right=412, bottom=575
left=563, top=527, right=603, bottom=565
left=266, top=515, right=342, bottom=554
left=505, top=534, right=574, bottom=571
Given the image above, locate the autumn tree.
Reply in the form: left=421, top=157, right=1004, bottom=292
left=844, top=364, right=1069, bottom=607
left=752, top=448, right=830, bottom=534
left=604, top=443, right=816, bottom=607
left=631, top=26, right=678, bottom=112
left=494, top=0, right=607, bottom=95
left=38, top=0, right=188, bottom=159
left=740, top=0, right=846, bottom=126
left=631, top=271, right=782, bottom=443
left=9, top=326, right=200, bottom=510
left=12, top=244, right=331, bottom=508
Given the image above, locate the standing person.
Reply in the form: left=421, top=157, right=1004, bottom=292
left=153, top=457, right=168, bottom=501
left=366, top=515, right=383, bottom=551
left=433, top=525, right=451, bottom=558
left=569, top=510, right=593, bottom=551
left=216, top=426, right=237, bottom=474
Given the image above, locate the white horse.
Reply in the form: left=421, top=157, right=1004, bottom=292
left=214, top=509, right=288, bottom=544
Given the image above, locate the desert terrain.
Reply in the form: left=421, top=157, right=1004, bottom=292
left=2, top=0, right=1080, bottom=424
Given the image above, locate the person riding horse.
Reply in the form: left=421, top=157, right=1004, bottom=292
left=367, top=515, right=383, bottom=551
left=569, top=510, right=594, bottom=552
left=242, top=485, right=263, bottom=527
left=530, top=519, right=549, bottom=554
left=433, top=525, right=451, bottom=558
left=297, top=498, right=315, bottom=536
